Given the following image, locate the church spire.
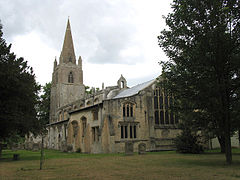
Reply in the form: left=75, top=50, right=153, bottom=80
left=60, top=18, right=76, bottom=64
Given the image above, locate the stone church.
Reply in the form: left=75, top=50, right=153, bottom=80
left=46, top=19, right=180, bottom=153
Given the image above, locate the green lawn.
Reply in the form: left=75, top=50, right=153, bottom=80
left=0, top=149, right=240, bottom=180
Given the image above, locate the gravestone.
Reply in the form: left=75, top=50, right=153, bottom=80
left=32, top=143, right=39, bottom=151
left=125, top=141, right=134, bottom=155
left=62, top=141, right=68, bottom=152
left=138, top=143, right=146, bottom=155
left=67, top=144, right=73, bottom=152
left=13, top=154, right=20, bottom=161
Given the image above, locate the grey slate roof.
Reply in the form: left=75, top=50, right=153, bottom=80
left=113, top=79, right=156, bottom=99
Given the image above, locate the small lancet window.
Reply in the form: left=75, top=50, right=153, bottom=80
left=68, top=71, right=74, bottom=83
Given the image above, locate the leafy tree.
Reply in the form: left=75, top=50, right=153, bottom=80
left=85, top=86, right=100, bottom=94
left=158, top=0, right=240, bottom=164
left=0, top=22, right=40, bottom=156
left=37, top=82, right=51, bottom=131
left=37, top=82, right=51, bottom=170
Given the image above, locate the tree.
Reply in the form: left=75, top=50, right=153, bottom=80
left=85, top=86, right=100, bottom=94
left=158, top=0, right=240, bottom=164
left=0, top=21, right=40, bottom=156
left=38, top=82, right=51, bottom=130
left=37, top=82, right=51, bottom=170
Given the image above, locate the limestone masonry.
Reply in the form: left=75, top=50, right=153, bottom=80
left=46, top=19, right=180, bottom=153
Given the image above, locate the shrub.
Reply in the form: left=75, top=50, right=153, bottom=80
left=76, top=148, right=81, bottom=153
left=174, top=128, right=204, bottom=154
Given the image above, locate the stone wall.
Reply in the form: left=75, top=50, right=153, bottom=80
left=68, top=104, right=104, bottom=153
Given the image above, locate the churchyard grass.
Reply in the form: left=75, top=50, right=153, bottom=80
left=0, top=149, right=240, bottom=180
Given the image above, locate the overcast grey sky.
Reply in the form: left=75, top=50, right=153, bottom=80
left=0, top=0, right=172, bottom=88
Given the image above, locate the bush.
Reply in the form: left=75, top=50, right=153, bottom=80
left=76, top=148, right=81, bottom=153
left=174, top=128, right=204, bottom=154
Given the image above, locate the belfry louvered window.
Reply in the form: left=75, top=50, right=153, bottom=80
left=68, top=71, right=74, bottom=83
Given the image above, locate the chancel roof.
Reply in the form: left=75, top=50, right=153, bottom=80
left=113, top=79, right=156, bottom=99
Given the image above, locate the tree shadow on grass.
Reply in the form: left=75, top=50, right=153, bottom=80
left=0, top=150, right=41, bottom=162
left=175, top=157, right=240, bottom=167
left=18, top=167, right=56, bottom=171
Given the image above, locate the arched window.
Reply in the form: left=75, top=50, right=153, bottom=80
left=121, top=81, right=124, bottom=88
left=68, top=71, right=74, bottom=83
left=153, top=86, right=178, bottom=125
left=81, top=117, right=87, bottom=137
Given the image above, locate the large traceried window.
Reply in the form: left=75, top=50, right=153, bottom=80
left=154, top=86, right=178, bottom=125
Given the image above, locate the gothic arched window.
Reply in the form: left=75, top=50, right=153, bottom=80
left=68, top=71, right=74, bottom=83
left=81, top=116, right=87, bottom=137
left=153, top=86, right=178, bottom=125
left=121, top=81, right=124, bottom=88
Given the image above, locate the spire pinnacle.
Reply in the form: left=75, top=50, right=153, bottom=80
left=60, top=18, right=76, bottom=64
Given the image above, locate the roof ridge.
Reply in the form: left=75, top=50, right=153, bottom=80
left=112, top=79, right=156, bottom=99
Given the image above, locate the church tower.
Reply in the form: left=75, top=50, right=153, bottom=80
left=50, top=19, right=85, bottom=123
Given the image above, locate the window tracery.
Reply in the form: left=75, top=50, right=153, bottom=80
left=153, top=86, right=178, bottom=125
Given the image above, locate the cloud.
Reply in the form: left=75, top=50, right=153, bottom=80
left=0, top=0, right=146, bottom=65
left=0, top=0, right=173, bottom=86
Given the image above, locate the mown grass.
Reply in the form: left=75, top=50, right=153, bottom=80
left=0, top=149, right=122, bottom=162
left=0, top=148, right=240, bottom=180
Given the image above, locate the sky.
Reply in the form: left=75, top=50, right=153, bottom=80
left=0, top=0, right=173, bottom=88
